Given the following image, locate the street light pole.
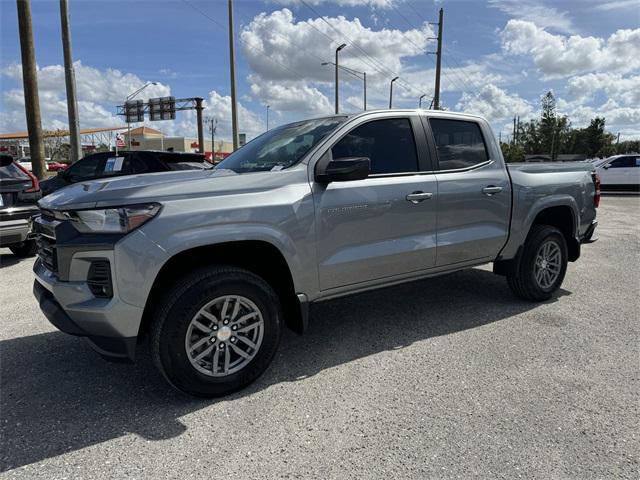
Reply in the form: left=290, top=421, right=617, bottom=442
left=322, top=61, right=365, bottom=111
left=266, top=105, right=270, bottom=131
left=363, top=72, right=367, bottom=110
left=228, top=0, right=239, bottom=150
left=419, top=94, right=427, bottom=108
left=125, top=81, right=157, bottom=150
left=334, top=43, right=346, bottom=114
left=389, top=76, right=399, bottom=109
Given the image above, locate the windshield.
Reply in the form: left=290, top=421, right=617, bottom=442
left=216, top=117, right=345, bottom=173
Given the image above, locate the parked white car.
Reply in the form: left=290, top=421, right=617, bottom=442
left=595, top=154, right=640, bottom=190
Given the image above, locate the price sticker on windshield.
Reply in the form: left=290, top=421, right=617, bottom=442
left=105, top=157, right=124, bottom=172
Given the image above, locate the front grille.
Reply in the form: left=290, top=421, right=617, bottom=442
left=87, top=260, right=113, bottom=298
left=36, top=235, right=57, bottom=273
left=34, top=214, right=58, bottom=274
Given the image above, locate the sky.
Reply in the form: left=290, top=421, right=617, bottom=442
left=1, top=0, right=639, bottom=142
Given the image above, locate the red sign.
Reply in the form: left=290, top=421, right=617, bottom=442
left=116, top=134, right=125, bottom=148
left=191, top=142, right=199, bottom=148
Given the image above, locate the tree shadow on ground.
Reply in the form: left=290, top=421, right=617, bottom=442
left=0, top=268, right=570, bottom=471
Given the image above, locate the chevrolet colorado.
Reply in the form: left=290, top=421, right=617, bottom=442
left=33, top=110, right=599, bottom=397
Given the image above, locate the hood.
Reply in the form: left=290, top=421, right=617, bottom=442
left=38, top=167, right=304, bottom=210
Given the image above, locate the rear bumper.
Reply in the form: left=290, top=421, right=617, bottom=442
left=0, top=206, right=39, bottom=246
left=33, top=279, right=137, bottom=362
left=0, top=219, right=32, bottom=246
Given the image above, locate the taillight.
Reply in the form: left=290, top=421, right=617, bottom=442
left=592, top=172, right=600, bottom=208
left=15, top=162, right=40, bottom=193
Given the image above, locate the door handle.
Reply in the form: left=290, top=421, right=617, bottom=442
left=406, top=191, right=433, bottom=204
left=482, top=186, right=503, bottom=196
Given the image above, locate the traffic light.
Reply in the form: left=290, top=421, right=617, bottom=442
left=125, top=100, right=144, bottom=123
left=149, top=96, right=176, bottom=121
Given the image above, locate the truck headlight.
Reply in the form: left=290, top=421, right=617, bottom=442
left=69, top=203, right=161, bottom=234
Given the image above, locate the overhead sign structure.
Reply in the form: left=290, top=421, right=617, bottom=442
left=149, top=96, right=176, bottom=121
left=124, top=100, right=144, bottom=123
left=116, top=97, right=205, bottom=153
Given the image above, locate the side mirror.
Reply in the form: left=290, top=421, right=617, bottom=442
left=316, top=157, right=370, bottom=183
left=602, top=164, right=610, bottom=170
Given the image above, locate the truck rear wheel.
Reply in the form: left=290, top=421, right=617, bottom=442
left=507, top=225, right=568, bottom=301
left=150, top=266, right=282, bottom=397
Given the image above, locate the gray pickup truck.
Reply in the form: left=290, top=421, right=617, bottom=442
left=33, top=110, right=599, bottom=397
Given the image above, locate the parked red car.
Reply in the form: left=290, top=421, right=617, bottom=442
left=45, top=161, right=68, bottom=172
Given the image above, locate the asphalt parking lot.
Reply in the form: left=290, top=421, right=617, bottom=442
left=1, top=195, right=638, bottom=479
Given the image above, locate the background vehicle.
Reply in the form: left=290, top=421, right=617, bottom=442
left=0, top=155, right=41, bottom=256
left=46, top=160, right=68, bottom=172
left=40, top=150, right=212, bottom=195
left=594, top=154, right=640, bottom=190
left=33, top=110, right=599, bottom=397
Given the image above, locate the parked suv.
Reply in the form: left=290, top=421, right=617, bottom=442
left=40, top=150, right=212, bottom=195
left=594, top=154, right=640, bottom=191
left=0, top=155, right=41, bottom=256
left=33, top=110, right=599, bottom=397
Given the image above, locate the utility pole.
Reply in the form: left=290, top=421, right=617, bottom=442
left=195, top=97, right=205, bottom=153
left=16, top=0, right=45, bottom=179
left=334, top=43, right=346, bottom=114
left=389, top=76, right=399, bottom=108
left=432, top=8, right=443, bottom=110
left=59, top=0, right=82, bottom=162
left=228, top=0, right=239, bottom=150
left=207, top=116, right=217, bottom=160
left=512, top=116, right=517, bottom=145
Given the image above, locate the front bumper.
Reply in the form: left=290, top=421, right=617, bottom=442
left=33, top=256, right=144, bottom=362
left=33, top=279, right=137, bottom=362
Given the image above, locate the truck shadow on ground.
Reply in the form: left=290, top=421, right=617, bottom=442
left=0, top=253, right=22, bottom=269
left=0, top=268, right=570, bottom=471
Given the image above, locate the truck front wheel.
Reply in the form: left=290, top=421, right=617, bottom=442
left=150, top=266, right=282, bottom=397
left=507, top=225, right=568, bottom=301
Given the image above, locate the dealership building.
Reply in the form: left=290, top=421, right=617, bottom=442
left=123, top=127, right=234, bottom=161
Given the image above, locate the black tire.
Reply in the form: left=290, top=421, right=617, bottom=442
left=150, top=265, right=282, bottom=397
left=507, top=225, right=568, bottom=301
left=9, top=240, right=37, bottom=257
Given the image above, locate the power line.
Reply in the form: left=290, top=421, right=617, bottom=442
left=181, top=0, right=361, bottom=112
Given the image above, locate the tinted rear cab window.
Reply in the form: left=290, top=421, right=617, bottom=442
left=429, top=118, right=488, bottom=170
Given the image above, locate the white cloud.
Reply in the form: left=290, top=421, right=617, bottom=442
left=277, top=0, right=397, bottom=8
left=0, top=62, right=171, bottom=132
left=566, top=74, right=640, bottom=107
left=239, top=8, right=435, bottom=117
left=455, top=84, right=533, bottom=123
left=593, top=0, right=640, bottom=11
left=249, top=76, right=333, bottom=115
left=500, top=20, right=640, bottom=78
left=488, top=0, right=576, bottom=34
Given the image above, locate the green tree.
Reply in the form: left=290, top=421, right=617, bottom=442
left=500, top=142, right=525, bottom=163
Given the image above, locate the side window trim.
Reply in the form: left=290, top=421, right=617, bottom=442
left=327, top=115, right=423, bottom=178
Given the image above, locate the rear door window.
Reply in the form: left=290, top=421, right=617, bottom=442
left=429, top=119, right=489, bottom=170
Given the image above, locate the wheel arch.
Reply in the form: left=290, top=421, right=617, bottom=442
left=138, top=240, right=307, bottom=340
